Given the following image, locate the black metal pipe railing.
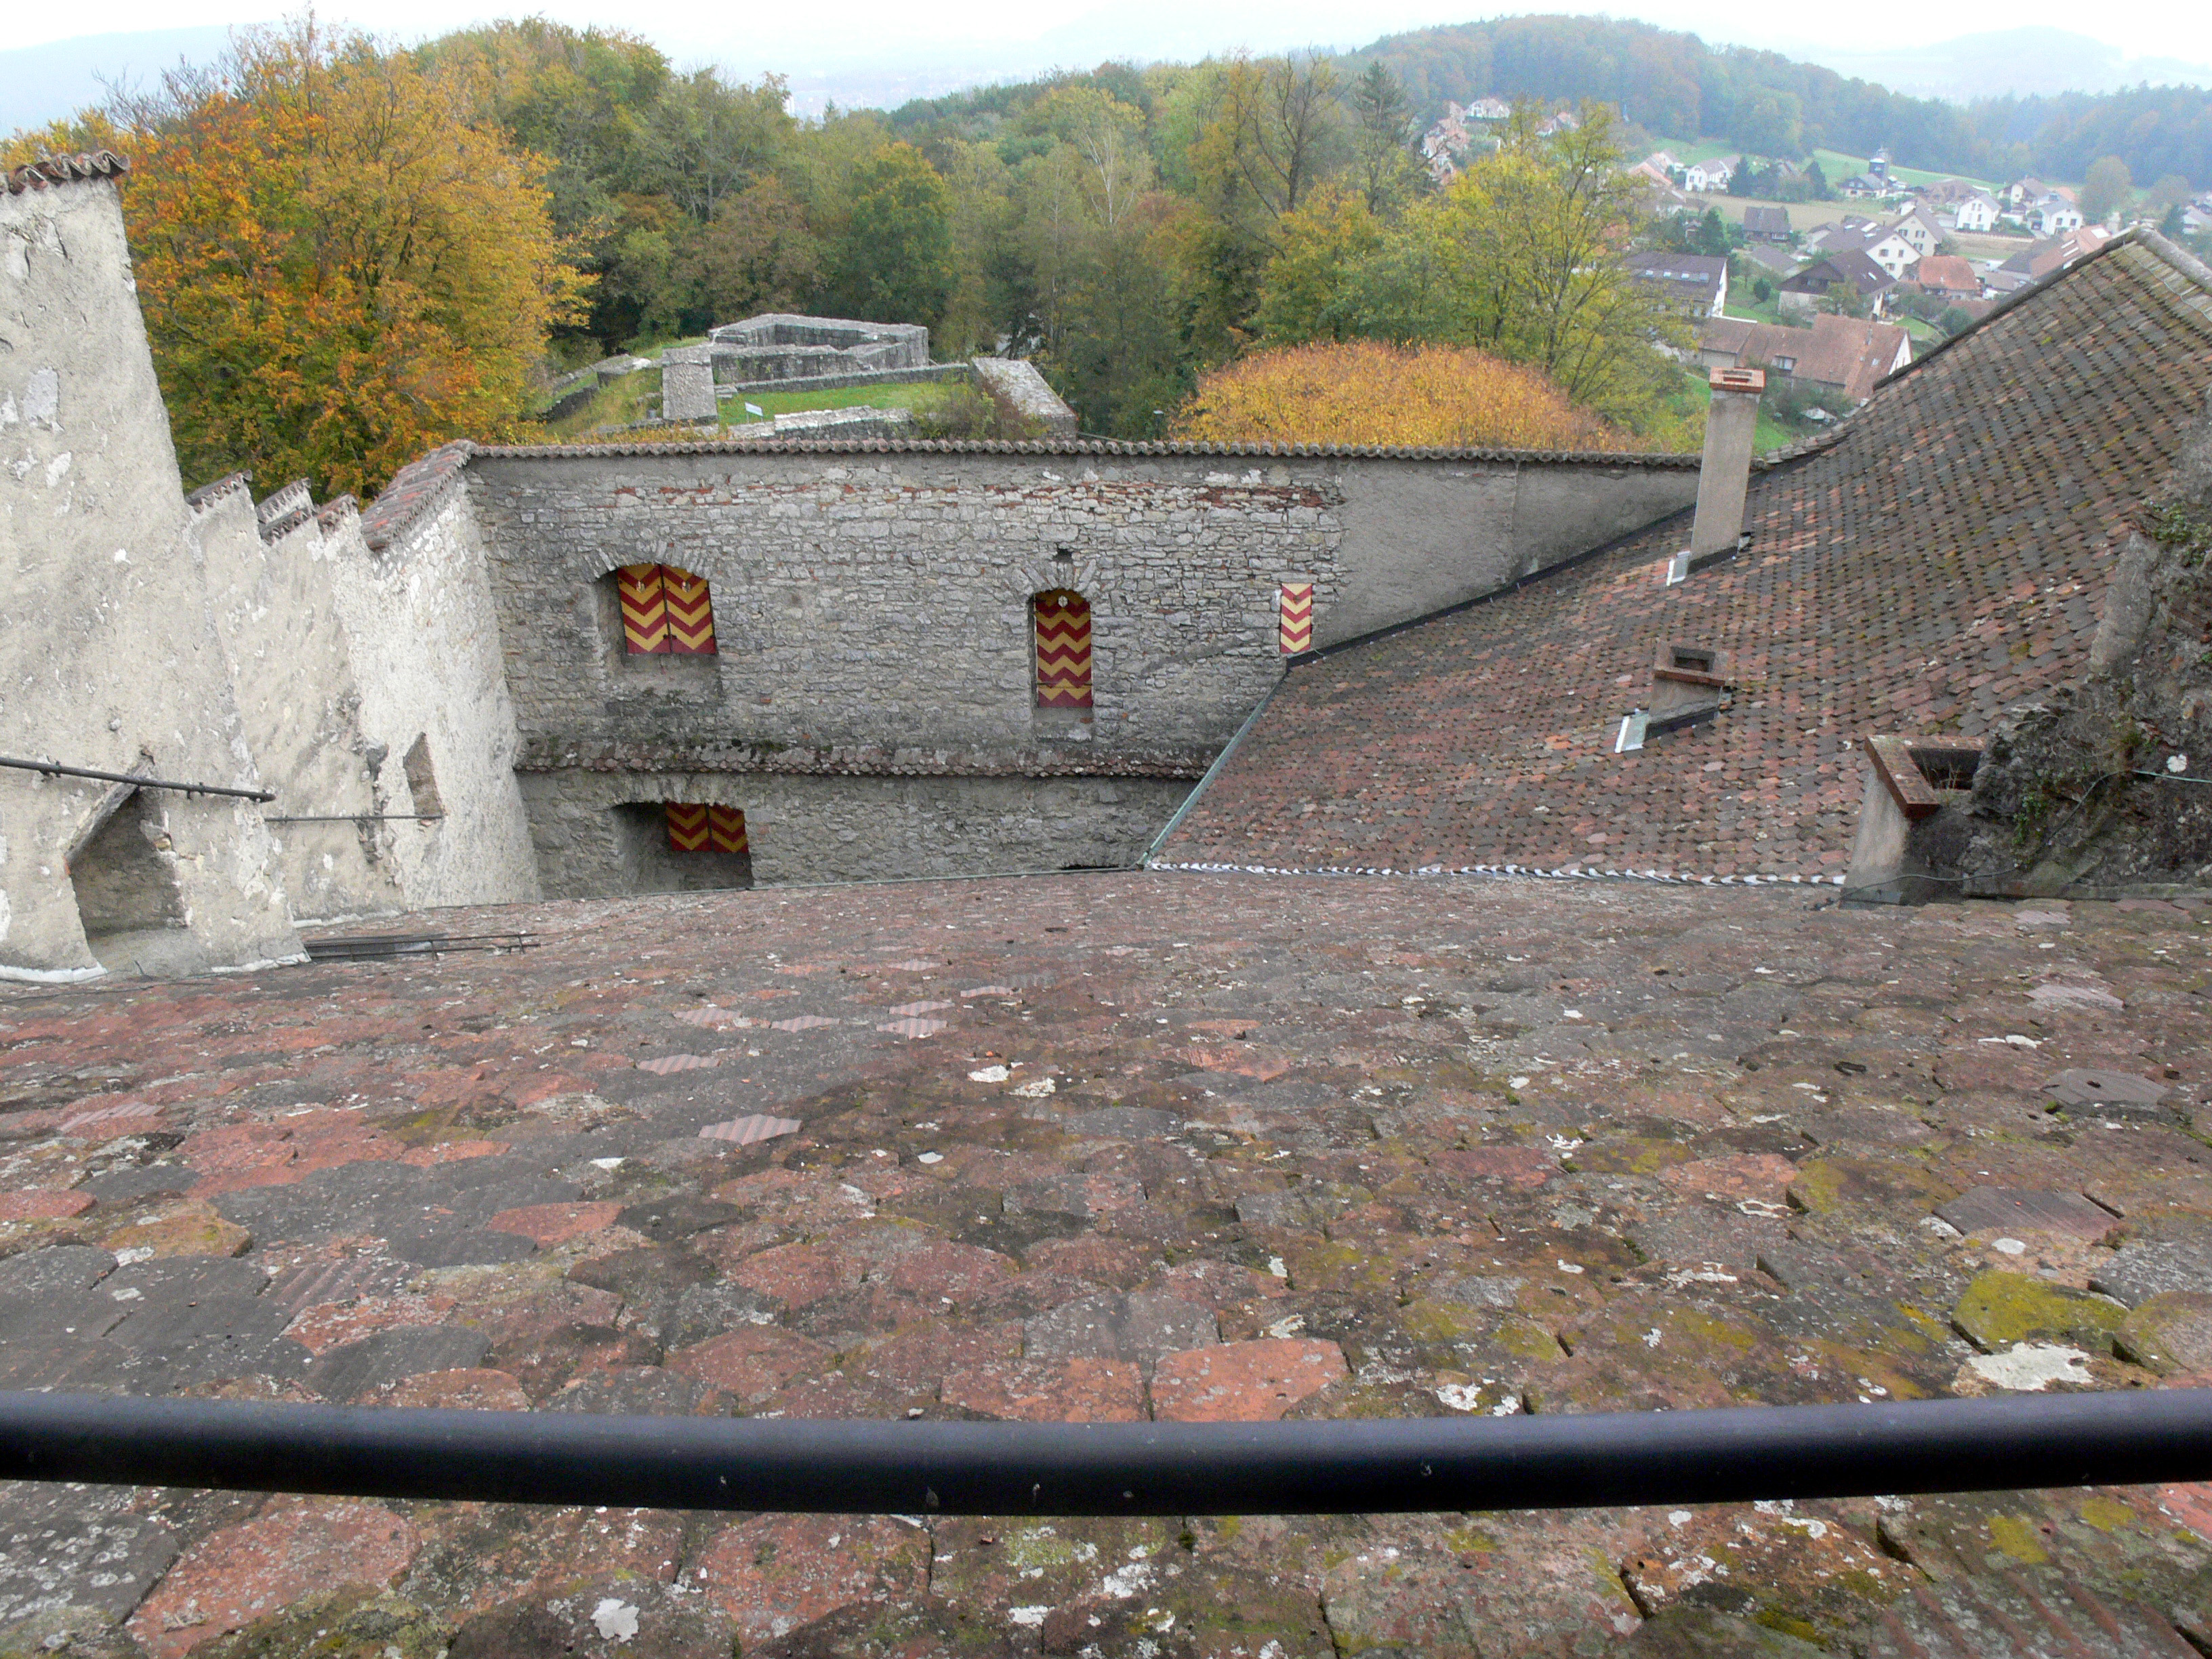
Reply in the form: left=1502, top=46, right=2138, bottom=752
left=0, top=754, right=276, bottom=802
left=1, top=1390, right=2207, bottom=1515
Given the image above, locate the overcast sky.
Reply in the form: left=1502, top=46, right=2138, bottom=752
left=12, top=0, right=2207, bottom=75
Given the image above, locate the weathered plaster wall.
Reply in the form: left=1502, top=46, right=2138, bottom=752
left=324, top=491, right=542, bottom=912
left=193, top=482, right=409, bottom=923
left=0, top=169, right=300, bottom=978
left=518, top=769, right=1188, bottom=895
left=1322, top=455, right=1700, bottom=642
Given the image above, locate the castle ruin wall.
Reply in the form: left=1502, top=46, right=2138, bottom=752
left=0, top=167, right=300, bottom=978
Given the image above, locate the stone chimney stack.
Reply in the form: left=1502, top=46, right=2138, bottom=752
left=1689, top=367, right=1765, bottom=558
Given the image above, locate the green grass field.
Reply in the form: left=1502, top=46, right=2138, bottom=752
left=727, top=382, right=962, bottom=420
left=1806, top=148, right=2000, bottom=192
left=533, top=367, right=974, bottom=440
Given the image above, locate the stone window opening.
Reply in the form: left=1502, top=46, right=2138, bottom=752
left=610, top=801, right=753, bottom=893
left=401, top=734, right=445, bottom=820
left=1033, top=590, right=1093, bottom=717
left=66, top=787, right=187, bottom=969
left=594, top=564, right=722, bottom=699
left=616, top=563, right=717, bottom=655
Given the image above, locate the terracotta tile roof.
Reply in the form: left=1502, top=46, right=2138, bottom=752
left=1706, top=315, right=1910, bottom=403
left=4, top=150, right=128, bottom=194
left=1161, top=234, right=2212, bottom=880
left=359, top=440, right=474, bottom=551
left=467, top=436, right=1700, bottom=467
left=1912, top=255, right=1980, bottom=298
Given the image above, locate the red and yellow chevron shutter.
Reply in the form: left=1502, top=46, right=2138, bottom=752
left=661, top=567, right=718, bottom=655
left=1033, top=590, right=1092, bottom=709
left=618, top=564, right=717, bottom=655
left=1279, top=582, right=1314, bottom=655
left=708, top=806, right=747, bottom=855
left=665, top=804, right=749, bottom=855
left=665, top=802, right=711, bottom=851
left=618, top=565, right=670, bottom=653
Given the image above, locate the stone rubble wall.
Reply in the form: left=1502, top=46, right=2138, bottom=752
left=1951, top=384, right=2212, bottom=895
left=466, top=445, right=1694, bottom=894
left=518, top=769, right=1187, bottom=895
left=972, top=358, right=1080, bottom=440
left=0, top=171, right=301, bottom=978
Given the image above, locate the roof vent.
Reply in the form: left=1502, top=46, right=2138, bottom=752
left=1616, top=642, right=1734, bottom=752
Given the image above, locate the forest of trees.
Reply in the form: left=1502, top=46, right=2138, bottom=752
left=5, top=20, right=1699, bottom=491
left=10, top=13, right=2209, bottom=497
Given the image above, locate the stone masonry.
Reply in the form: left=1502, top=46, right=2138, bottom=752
left=466, top=443, right=1698, bottom=892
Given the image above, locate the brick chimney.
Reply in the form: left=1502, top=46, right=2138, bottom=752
left=1689, top=367, right=1765, bottom=560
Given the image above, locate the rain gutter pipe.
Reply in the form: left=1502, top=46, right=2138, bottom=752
left=1, top=1389, right=2207, bottom=1515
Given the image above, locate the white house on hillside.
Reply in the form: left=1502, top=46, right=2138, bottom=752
left=1954, top=192, right=2001, bottom=232
left=1891, top=211, right=1944, bottom=258
left=1684, top=155, right=1739, bottom=192
left=2030, top=198, right=2085, bottom=237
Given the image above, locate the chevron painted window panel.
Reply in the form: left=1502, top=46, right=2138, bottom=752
left=618, top=564, right=717, bottom=655
left=665, top=803, right=748, bottom=855
left=1279, top=582, right=1314, bottom=655
left=617, top=564, right=669, bottom=653
left=1033, top=590, right=1092, bottom=709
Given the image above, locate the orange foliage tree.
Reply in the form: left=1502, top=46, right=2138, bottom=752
left=76, top=22, right=586, bottom=498
left=1174, top=341, right=1641, bottom=451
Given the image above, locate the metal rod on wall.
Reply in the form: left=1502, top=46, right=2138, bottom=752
left=0, top=754, right=277, bottom=802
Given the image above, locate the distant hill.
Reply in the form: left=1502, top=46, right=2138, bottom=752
left=1340, top=14, right=2212, bottom=188
left=0, top=26, right=243, bottom=136
left=1342, top=16, right=1988, bottom=171
left=1801, top=27, right=2212, bottom=103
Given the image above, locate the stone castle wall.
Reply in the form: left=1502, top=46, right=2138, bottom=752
left=464, top=443, right=1696, bottom=894
left=0, top=165, right=301, bottom=979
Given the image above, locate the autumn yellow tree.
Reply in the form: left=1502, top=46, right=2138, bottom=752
left=1175, top=341, right=1641, bottom=451
left=86, top=21, right=586, bottom=498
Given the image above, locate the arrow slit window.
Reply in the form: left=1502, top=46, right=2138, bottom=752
left=1033, top=590, right=1092, bottom=711
left=617, top=564, right=717, bottom=655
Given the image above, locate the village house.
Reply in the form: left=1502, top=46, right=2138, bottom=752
left=2002, top=225, right=2113, bottom=282
left=1695, top=311, right=1912, bottom=405
left=1622, top=250, right=1729, bottom=317
left=1952, top=190, right=2001, bottom=232
left=1890, top=209, right=1945, bottom=259
left=1741, top=205, right=1791, bottom=243
left=1778, top=248, right=1898, bottom=315
left=1908, top=253, right=1982, bottom=302
left=1682, top=154, right=1738, bottom=192
left=2031, top=197, right=2086, bottom=237
left=1805, top=220, right=1920, bottom=281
